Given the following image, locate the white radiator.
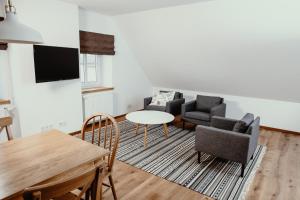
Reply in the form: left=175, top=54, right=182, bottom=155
left=82, top=91, right=114, bottom=120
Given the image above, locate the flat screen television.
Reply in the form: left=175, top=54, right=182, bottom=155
left=33, top=45, right=80, bottom=83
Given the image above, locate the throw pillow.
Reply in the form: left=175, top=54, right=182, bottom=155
left=233, top=113, right=254, bottom=133
left=150, top=91, right=175, bottom=106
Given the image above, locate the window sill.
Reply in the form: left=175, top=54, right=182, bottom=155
left=0, top=99, right=10, bottom=105
left=81, top=87, right=114, bottom=94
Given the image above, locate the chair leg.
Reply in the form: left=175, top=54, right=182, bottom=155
left=241, top=164, right=245, bottom=177
left=182, top=121, right=185, bottom=130
left=251, top=154, right=254, bottom=160
left=198, top=151, right=201, bottom=163
left=109, top=174, right=117, bottom=200
left=85, top=188, right=91, bottom=200
left=97, top=174, right=104, bottom=200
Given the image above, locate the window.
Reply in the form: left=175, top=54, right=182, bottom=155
left=80, top=54, right=102, bottom=88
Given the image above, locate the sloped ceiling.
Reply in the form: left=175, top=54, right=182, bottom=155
left=61, top=0, right=208, bottom=15
left=114, top=0, right=300, bottom=103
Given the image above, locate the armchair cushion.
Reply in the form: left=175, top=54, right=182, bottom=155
left=196, top=95, right=223, bottom=112
left=211, top=116, right=238, bottom=131
left=233, top=113, right=254, bottom=133
left=185, top=111, right=210, bottom=122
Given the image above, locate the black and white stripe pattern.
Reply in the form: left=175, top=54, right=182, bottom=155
left=82, top=120, right=266, bottom=200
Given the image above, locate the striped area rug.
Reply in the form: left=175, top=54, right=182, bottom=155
left=83, top=120, right=266, bottom=200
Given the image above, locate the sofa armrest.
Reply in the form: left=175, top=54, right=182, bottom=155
left=144, top=97, right=152, bottom=109
left=210, top=103, right=226, bottom=117
left=181, top=100, right=196, bottom=115
left=166, top=98, right=185, bottom=115
left=195, top=125, right=250, bottom=164
left=211, top=116, right=238, bottom=130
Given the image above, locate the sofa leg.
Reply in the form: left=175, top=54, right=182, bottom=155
left=182, top=121, right=185, bottom=130
left=241, top=164, right=245, bottom=177
left=251, top=154, right=254, bottom=160
left=198, top=151, right=201, bottom=163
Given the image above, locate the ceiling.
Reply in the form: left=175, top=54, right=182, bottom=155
left=61, top=0, right=207, bottom=15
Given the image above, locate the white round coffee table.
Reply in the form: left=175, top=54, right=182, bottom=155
left=126, top=111, right=175, bottom=147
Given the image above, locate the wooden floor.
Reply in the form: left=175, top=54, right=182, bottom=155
left=94, top=117, right=300, bottom=200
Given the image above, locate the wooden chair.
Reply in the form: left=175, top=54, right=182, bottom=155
left=23, top=162, right=100, bottom=200
left=0, top=117, right=14, bottom=140
left=81, top=113, right=120, bottom=200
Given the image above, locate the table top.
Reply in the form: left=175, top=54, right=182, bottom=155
left=0, top=130, right=109, bottom=200
left=126, top=111, right=174, bottom=125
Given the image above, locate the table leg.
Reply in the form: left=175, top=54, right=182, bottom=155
left=136, top=123, right=140, bottom=135
left=163, top=124, right=169, bottom=138
left=144, top=125, right=148, bottom=148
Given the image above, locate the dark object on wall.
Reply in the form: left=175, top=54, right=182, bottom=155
left=33, top=45, right=80, bottom=83
left=80, top=30, right=115, bottom=55
left=0, top=42, right=7, bottom=50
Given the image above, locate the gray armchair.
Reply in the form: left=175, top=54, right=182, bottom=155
left=195, top=113, right=260, bottom=177
left=144, top=92, right=185, bottom=115
left=182, top=95, right=226, bottom=128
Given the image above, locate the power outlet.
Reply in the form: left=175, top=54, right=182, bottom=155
left=58, top=121, right=67, bottom=127
left=41, top=124, right=54, bottom=132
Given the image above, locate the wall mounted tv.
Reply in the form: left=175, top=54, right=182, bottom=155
left=33, top=45, right=80, bottom=83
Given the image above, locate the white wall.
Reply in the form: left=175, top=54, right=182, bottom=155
left=154, top=87, right=300, bottom=132
left=114, top=0, right=300, bottom=103
left=7, top=0, right=83, bottom=136
left=79, top=9, right=152, bottom=116
left=83, top=91, right=114, bottom=118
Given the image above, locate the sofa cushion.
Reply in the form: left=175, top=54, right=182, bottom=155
left=196, top=95, right=223, bottom=112
left=145, top=105, right=166, bottom=112
left=184, top=111, right=210, bottom=122
left=150, top=91, right=175, bottom=106
left=233, top=113, right=254, bottom=133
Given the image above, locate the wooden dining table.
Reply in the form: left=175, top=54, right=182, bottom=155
left=0, top=130, right=109, bottom=200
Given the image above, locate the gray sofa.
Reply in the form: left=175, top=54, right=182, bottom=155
left=182, top=95, right=226, bottom=128
left=144, top=92, right=185, bottom=115
left=195, top=113, right=260, bottom=177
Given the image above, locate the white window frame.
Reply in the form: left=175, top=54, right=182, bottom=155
left=80, top=54, right=102, bottom=88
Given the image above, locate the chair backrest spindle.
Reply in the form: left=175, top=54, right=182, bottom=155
left=81, top=113, right=120, bottom=172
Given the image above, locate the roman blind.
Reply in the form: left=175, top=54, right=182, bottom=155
left=0, top=13, right=7, bottom=50
left=79, top=31, right=115, bottom=55
left=0, top=43, right=7, bottom=50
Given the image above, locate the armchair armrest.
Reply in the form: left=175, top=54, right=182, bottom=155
left=211, top=116, right=238, bottom=130
left=144, top=97, right=152, bottom=109
left=181, top=100, right=196, bottom=115
left=195, top=125, right=250, bottom=164
left=166, top=98, right=185, bottom=115
left=210, top=103, right=226, bottom=117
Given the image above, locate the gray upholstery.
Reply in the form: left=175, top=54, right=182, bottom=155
left=144, top=92, right=185, bottom=115
left=196, top=95, right=223, bottom=112
left=185, top=112, right=210, bottom=122
left=182, top=95, right=226, bottom=127
left=211, top=116, right=238, bottom=131
left=195, top=114, right=260, bottom=177
left=233, top=113, right=254, bottom=133
left=145, top=105, right=166, bottom=112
